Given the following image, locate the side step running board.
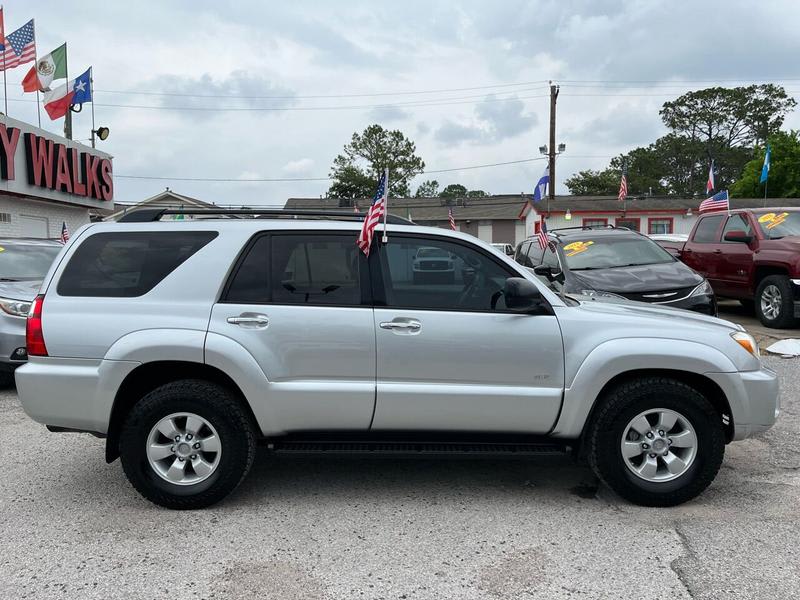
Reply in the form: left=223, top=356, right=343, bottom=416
left=268, top=441, right=569, bottom=456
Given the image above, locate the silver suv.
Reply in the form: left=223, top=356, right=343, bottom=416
left=16, top=209, right=779, bottom=509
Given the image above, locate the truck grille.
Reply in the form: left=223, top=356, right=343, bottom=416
left=420, top=260, right=449, bottom=269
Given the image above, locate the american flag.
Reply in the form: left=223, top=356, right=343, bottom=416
left=59, top=221, right=69, bottom=244
left=617, top=165, right=628, bottom=202
left=448, top=207, right=456, bottom=230
left=537, top=219, right=549, bottom=250
left=356, top=169, right=387, bottom=256
left=1, top=19, right=35, bottom=71
left=699, top=190, right=729, bottom=213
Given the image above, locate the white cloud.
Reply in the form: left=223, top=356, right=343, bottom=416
left=282, top=158, right=315, bottom=175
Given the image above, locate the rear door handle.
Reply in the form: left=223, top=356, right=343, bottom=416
left=227, top=313, right=269, bottom=328
left=380, top=319, right=421, bottom=332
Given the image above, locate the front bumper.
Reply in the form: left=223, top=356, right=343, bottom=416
left=705, top=365, right=780, bottom=440
left=0, top=313, right=28, bottom=372
left=663, top=293, right=718, bottom=316
left=791, top=279, right=800, bottom=317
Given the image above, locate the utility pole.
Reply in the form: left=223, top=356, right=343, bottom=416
left=548, top=81, right=559, bottom=201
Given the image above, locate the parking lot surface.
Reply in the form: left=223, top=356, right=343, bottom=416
left=1, top=355, right=798, bottom=600
left=717, top=300, right=799, bottom=350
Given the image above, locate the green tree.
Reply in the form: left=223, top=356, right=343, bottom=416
left=466, top=189, right=488, bottom=198
left=439, top=183, right=467, bottom=198
left=731, top=130, right=800, bottom=198
left=328, top=124, right=425, bottom=199
left=415, top=179, right=440, bottom=197
left=566, top=85, right=797, bottom=198
left=564, top=169, right=620, bottom=195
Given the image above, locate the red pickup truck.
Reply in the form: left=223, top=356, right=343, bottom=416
left=657, top=208, right=800, bottom=328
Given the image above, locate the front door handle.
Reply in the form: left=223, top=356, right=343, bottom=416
left=227, top=313, right=270, bottom=328
left=380, top=319, right=422, bottom=332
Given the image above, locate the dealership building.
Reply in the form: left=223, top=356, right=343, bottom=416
left=0, top=115, right=113, bottom=238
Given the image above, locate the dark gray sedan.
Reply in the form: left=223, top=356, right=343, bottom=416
left=0, top=238, right=63, bottom=386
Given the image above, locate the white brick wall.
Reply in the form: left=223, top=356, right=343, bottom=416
left=0, top=195, right=90, bottom=239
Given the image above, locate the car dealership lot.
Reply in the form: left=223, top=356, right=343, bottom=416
left=0, top=355, right=797, bottom=600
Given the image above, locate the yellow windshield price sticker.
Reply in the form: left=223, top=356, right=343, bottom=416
left=759, top=212, right=789, bottom=229
left=0, top=247, right=4, bottom=252
left=563, top=240, right=594, bottom=257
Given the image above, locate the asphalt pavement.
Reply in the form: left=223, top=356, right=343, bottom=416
left=717, top=299, right=799, bottom=350
left=1, top=356, right=798, bottom=599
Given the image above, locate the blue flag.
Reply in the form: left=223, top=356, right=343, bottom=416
left=760, top=144, right=771, bottom=184
left=532, top=165, right=549, bottom=202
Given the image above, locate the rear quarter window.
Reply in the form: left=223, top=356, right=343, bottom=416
left=57, top=231, right=218, bottom=297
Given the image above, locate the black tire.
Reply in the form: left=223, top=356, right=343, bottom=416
left=755, top=275, right=796, bottom=329
left=119, top=379, right=257, bottom=509
left=587, top=377, right=725, bottom=507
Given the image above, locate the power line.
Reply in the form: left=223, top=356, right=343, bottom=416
left=115, top=155, right=616, bottom=183
left=5, top=90, right=550, bottom=112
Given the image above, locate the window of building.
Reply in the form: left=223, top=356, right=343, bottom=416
left=615, top=217, right=640, bottom=231
left=0, top=213, right=11, bottom=223
left=58, top=231, right=217, bottom=297
left=648, top=218, right=674, bottom=235
left=379, top=237, right=515, bottom=312
left=582, top=218, right=608, bottom=228
left=691, top=215, right=725, bottom=243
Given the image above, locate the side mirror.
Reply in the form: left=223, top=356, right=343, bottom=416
left=505, top=247, right=515, bottom=256
left=504, top=277, right=542, bottom=312
left=724, top=230, right=753, bottom=244
left=533, top=264, right=564, bottom=283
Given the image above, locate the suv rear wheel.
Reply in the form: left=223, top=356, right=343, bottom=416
left=587, top=377, right=724, bottom=506
left=119, top=379, right=256, bottom=509
left=755, top=275, right=796, bottom=328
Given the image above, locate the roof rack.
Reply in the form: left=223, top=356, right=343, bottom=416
left=117, top=207, right=414, bottom=225
left=547, top=224, right=632, bottom=237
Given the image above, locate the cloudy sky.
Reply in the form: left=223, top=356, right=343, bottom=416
left=5, top=0, right=800, bottom=205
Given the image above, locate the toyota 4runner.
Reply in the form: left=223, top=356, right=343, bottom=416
left=16, top=208, right=779, bottom=509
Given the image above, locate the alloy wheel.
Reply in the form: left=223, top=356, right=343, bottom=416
left=760, top=284, right=782, bottom=320
left=620, top=408, right=697, bottom=483
left=146, top=412, right=222, bottom=486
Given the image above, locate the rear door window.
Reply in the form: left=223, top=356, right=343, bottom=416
left=225, top=234, right=365, bottom=306
left=692, top=215, right=725, bottom=243
left=57, top=231, right=217, bottom=297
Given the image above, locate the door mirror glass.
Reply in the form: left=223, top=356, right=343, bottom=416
left=503, top=277, right=542, bottom=312
left=723, top=230, right=753, bottom=244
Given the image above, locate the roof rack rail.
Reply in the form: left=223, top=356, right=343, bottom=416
left=547, top=224, right=630, bottom=236
left=117, top=207, right=414, bottom=225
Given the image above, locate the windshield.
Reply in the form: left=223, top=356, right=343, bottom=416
left=561, top=236, right=674, bottom=270
left=754, top=211, right=800, bottom=239
left=417, top=247, right=449, bottom=258
left=0, top=244, right=61, bottom=280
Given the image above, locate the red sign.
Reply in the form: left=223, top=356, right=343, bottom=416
left=0, top=123, right=113, bottom=201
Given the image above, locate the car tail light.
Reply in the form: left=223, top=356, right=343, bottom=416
left=26, top=294, right=48, bottom=357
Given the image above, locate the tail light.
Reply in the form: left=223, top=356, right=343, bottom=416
left=26, top=294, right=48, bottom=357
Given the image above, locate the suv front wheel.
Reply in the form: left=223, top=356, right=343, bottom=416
left=587, top=377, right=724, bottom=506
left=119, top=379, right=257, bottom=509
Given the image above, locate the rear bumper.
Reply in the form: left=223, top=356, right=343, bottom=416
left=15, top=356, right=140, bottom=434
left=705, top=365, right=780, bottom=440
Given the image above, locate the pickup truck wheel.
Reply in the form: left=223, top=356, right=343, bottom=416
left=587, top=377, right=724, bottom=507
left=119, top=379, right=257, bottom=510
left=755, top=275, right=796, bottom=328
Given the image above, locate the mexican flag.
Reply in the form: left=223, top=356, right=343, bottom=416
left=21, top=44, right=67, bottom=93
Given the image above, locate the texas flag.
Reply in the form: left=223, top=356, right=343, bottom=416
left=43, top=67, right=92, bottom=120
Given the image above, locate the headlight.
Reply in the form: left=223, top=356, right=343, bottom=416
left=731, top=331, right=760, bottom=358
left=0, top=297, right=32, bottom=317
left=578, top=289, right=627, bottom=301
left=690, top=280, right=714, bottom=297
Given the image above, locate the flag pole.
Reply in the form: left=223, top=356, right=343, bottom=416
left=32, top=18, right=40, bottom=127
left=381, top=167, right=389, bottom=243
left=2, top=5, right=7, bottom=116
left=89, top=67, right=96, bottom=147
left=63, top=42, right=72, bottom=140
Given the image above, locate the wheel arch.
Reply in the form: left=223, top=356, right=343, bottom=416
left=105, top=361, right=260, bottom=463
left=578, top=369, right=734, bottom=452
left=753, top=264, right=789, bottom=291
